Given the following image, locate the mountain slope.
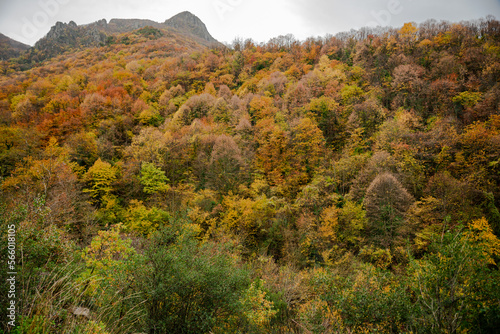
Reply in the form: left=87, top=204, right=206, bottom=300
left=0, top=33, right=30, bottom=60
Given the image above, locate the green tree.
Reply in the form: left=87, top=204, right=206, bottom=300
left=241, top=279, right=277, bottom=333
left=138, top=221, right=250, bottom=334
left=140, top=162, right=169, bottom=194
left=407, top=229, right=500, bottom=333
left=124, top=200, right=170, bottom=236
left=364, top=172, right=414, bottom=247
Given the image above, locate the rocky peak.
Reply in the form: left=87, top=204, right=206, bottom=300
left=164, top=11, right=217, bottom=43
left=166, top=11, right=202, bottom=26
left=34, top=20, right=107, bottom=60
left=93, top=19, right=107, bottom=29
left=46, top=21, right=77, bottom=40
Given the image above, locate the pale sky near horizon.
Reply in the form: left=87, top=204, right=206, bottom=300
left=0, top=0, right=499, bottom=46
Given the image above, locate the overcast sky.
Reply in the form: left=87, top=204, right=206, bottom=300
left=1, top=0, right=499, bottom=46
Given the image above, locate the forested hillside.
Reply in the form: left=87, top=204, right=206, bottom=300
left=1, top=14, right=500, bottom=333
left=0, top=34, right=30, bottom=61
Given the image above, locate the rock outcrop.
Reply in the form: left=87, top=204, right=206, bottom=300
left=164, top=11, right=217, bottom=44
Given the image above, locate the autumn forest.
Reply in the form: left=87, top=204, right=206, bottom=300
left=1, top=12, right=500, bottom=334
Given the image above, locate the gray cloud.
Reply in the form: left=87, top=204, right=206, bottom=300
left=289, top=0, right=500, bottom=34
left=1, top=0, right=499, bottom=46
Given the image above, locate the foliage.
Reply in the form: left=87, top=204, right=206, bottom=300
left=83, top=158, right=117, bottom=207
left=240, top=279, right=277, bottom=332
left=137, top=221, right=250, bottom=333
left=124, top=200, right=170, bottom=236
left=80, top=227, right=144, bottom=331
left=407, top=229, right=500, bottom=333
left=140, top=162, right=169, bottom=194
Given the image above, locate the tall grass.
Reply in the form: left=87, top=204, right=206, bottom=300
left=18, top=262, right=146, bottom=334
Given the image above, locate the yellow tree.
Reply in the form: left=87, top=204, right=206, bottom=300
left=249, top=95, right=279, bottom=123
left=399, top=22, right=419, bottom=51
left=288, top=117, right=326, bottom=190
left=83, top=158, right=117, bottom=207
left=255, top=118, right=290, bottom=187
left=464, top=217, right=500, bottom=265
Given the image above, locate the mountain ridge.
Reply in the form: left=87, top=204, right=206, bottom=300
left=0, top=33, right=31, bottom=60
left=5, top=11, right=220, bottom=63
